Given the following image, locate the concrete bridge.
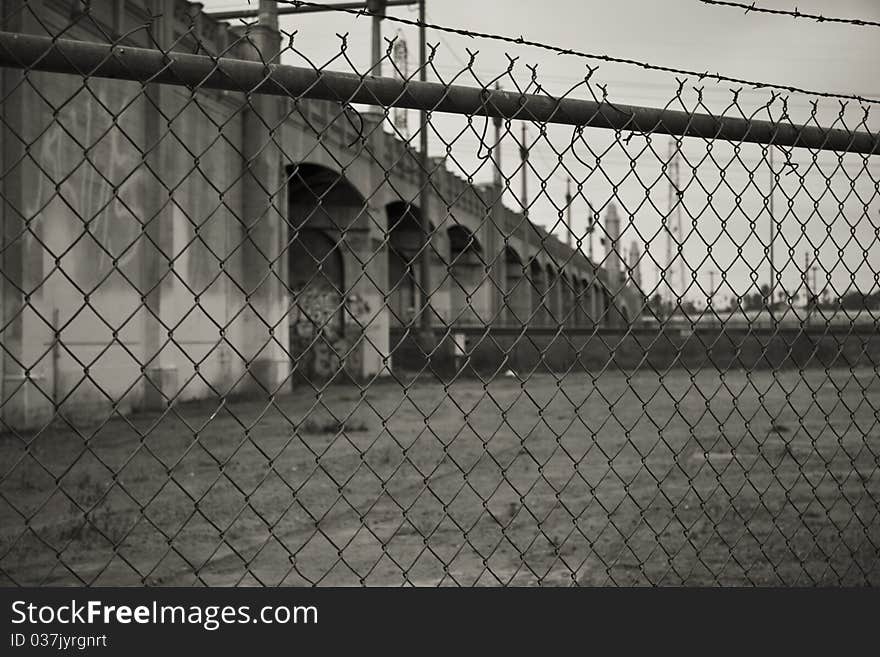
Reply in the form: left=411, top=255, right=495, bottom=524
left=0, top=0, right=641, bottom=429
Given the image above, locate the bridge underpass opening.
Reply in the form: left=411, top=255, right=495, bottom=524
left=529, top=258, right=548, bottom=325
left=287, top=163, right=366, bottom=385
left=561, top=272, right=575, bottom=327
left=504, top=246, right=530, bottom=325
left=545, top=262, right=561, bottom=326
left=387, top=201, right=437, bottom=327
left=571, top=276, right=585, bottom=326
left=447, top=225, right=487, bottom=326
left=576, top=276, right=592, bottom=326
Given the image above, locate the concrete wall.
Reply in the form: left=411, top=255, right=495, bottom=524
left=391, top=326, right=880, bottom=377
left=1, top=0, right=271, bottom=427
left=0, top=0, right=645, bottom=430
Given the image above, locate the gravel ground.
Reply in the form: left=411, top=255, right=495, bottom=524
left=2, top=367, right=878, bottom=586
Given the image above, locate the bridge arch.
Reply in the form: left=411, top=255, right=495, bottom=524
left=387, top=201, right=437, bottom=325
left=596, top=282, right=611, bottom=325
left=447, top=224, right=486, bottom=325
left=545, top=262, right=561, bottom=326
left=529, top=258, right=548, bottom=325
left=287, top=163, right=366, bottom=383
left=504, top=245, right=530, bottom=324
left=578, top=276, right=591, bottom=326
left=288, top=162, right=371, bottom=233
left=560, top=272, right=575, bottom=327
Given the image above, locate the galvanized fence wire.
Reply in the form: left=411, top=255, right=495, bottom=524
left=0, top=0, right=879, bottom=586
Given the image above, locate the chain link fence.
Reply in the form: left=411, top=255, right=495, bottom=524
left=0, top=0, right=878, bottom=586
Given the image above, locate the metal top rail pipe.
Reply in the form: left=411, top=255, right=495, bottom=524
left=206, top=0, right=417, bottom=21
left=1, top=32, right=878, bottom=155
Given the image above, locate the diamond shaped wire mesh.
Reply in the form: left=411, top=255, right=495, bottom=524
left=0, top=0, right=878, bottom=586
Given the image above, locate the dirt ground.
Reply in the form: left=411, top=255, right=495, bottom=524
left=1, top=367, right=878, bottom=586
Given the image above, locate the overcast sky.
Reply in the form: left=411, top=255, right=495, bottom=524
left=201, top=0, right=880, bottom=304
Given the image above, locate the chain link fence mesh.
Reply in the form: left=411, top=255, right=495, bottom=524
left=0, top=0, right=878, bottom=585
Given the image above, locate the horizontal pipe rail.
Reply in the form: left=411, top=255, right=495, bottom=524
left=206, top=0, right=418, bottom=21
left=0, top=32, right=878, bottom=155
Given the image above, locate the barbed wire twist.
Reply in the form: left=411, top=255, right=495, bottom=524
left=697, top=0, right=880, bottom=29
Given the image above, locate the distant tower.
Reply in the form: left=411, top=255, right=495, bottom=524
left=565, top=178, right=573, bottom=249
left=585, top=199, right=597, bottom=263
left=604, top=203, right=623, bottom=291
left=665, top=138, right=684, bottom=301
left=391, top=30, right=409, bottom=137
left=628, top=241, right=642, bottom=288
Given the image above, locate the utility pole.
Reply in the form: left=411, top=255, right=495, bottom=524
left=666, top=138, right=683, bottom=304
left=769, top=146, right=776, bottom=302
left=258, top=0, right=278, bottom=30
left=367, top=0, right=385, bottom=76
left=490, top=83, right=505, bottom=322
left=708, top=269, right=716, bottom=311
left=492, top=83, right=502, bottom=189
left=520, top=123, right=528, bottom=214
left=391, top=31, right=409, bottom=136
left=803, top=250, right=809, bottom=302
left=209, top=0, right=417, bottom=19
left=803, top=250, right=811, bottom=324
left=206, top=0, right=419, bottom=74
left=416, top=0, right=433, bottom=347
left=565, top=177, right=573, bottom=249
left=588, top=205, right=595, bottom=263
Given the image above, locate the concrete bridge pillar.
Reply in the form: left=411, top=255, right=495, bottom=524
left=427, top=229, right=450, bottom=326
left=571, top=277, right=583, bottom=326
left=449, top=253, right=486, bottom=325
left=528, top=260, right=547, bottom=325
left=577, top=276, right=591, bottom=327
left=358, top=206, right=391, bottom=379
left=471, top=265, right=494, bottom=324
left=476, top=182, right=506, bottom=324
left=140, top=0, right=181, bottom=410
left=230, top=8, right=290, bottom=394
left=504, top=257, right=530, bottom=325
left=337, top=226, right=385, bottom=379
left=561, top=275, right=576, bottom=327
left=546, top=266, right=562, bottom=327
left=0, top=0, right=54, bottom=429
left=594, top=283, right=607, bottom=325
left=356, top=111, right=391, bottom=379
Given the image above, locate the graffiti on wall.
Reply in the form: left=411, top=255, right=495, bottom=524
left=290, top=287, right=371, bottom=380
left=177, top=98, right=234, bottom=290
left=26, top=84, right=145, bottom=289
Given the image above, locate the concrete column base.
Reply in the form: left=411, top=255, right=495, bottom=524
left=242, top=358, right=290, bottom=395
left=142, top=366, right=179, bottom=410
left=414, top=327, right=440, bottom=354
left=2, top=373, right=52, bottom=431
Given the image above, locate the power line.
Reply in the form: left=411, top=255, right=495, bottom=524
left=438, top=136, right=880, bottom=173
left=424, top=10, right=469, bottom=71
left=269, top=0, right=880, bottom=105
